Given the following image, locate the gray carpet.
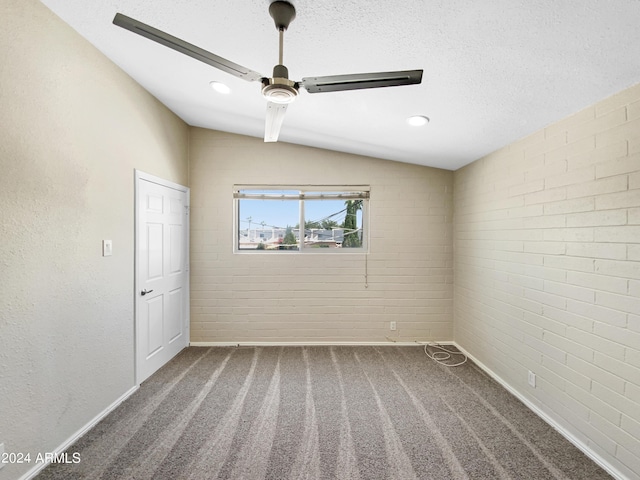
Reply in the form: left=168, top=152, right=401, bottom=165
left=37, top=346, right=611, bottom=479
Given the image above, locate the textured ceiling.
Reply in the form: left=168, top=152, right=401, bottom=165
left=40, top=0, right=640, bottom=170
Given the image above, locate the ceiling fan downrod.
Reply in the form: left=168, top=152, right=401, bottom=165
left=262, top=1, right=299, bottom=104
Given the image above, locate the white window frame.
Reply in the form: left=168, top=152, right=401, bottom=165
left=233, top=185, right=370, bottom=254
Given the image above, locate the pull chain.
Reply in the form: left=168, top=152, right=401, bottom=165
left=365, top=254, right=369, bottom=288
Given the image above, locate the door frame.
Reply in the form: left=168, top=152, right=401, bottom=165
left=134, top=170, right=190, bottom=385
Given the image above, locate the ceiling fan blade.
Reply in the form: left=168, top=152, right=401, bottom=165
left=264, top=102, right=288, bottom=142
left=300, top=69, right=423, bottom=93
left=113, top=13, right=263, bottom=82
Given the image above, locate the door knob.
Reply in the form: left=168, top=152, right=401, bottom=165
left=141, top=289, right=154, bottom=296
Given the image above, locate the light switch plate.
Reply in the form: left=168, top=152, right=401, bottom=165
left=102, top=240, right=113, bottom=257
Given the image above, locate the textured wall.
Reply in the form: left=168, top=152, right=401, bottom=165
left=0, top=1, right=188, bottom=479
left=189, top=129, right=453, bottom=343
left=454, top=82, right=640, bottom=479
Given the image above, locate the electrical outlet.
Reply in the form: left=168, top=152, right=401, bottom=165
left=528, top=371, right=536, bottom=388
left=390, top=321, right=397, bottom=331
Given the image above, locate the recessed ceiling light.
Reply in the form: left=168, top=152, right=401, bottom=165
left=210, top=81, right=231, bottom=94
left=407, top=115, right=430, bottom=126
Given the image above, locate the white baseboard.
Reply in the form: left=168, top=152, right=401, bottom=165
left=19, top=385, right=139, bottom=480
left=189, top=340, right=455, bottom=347
left=451, top=342, right=627, bottom=480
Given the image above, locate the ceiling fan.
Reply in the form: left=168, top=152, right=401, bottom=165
left=113, top=1, right=423, bottom=142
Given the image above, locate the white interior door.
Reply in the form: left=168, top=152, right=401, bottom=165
left=135, top=171, right=189, bottom=383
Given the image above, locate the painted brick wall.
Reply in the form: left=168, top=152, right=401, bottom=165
left=454, top=82, right=640, bottom=479
left=189, top=129, right=453, bottom=343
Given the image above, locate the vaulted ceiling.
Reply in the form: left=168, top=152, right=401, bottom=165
left=40, top=0, right=640, bottom=170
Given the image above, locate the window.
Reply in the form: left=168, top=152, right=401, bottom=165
left=233, top=186, right=369, bottom=252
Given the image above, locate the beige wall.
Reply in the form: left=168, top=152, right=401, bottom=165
left=0, top=1, right=188, bottom=479
left=454, top=82, right=640, bottom=479
left=189, top=128, right=453, bottom=343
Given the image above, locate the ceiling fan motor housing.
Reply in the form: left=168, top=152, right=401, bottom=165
left=262, top=64, right=299, bottom=104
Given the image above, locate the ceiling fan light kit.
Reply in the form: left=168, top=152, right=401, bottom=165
left=113, top=0, right=423, bottom=142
